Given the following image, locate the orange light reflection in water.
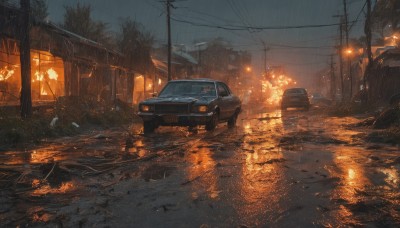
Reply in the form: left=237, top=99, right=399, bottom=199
left=378, top=168, right=399, bottom=188
left=236, top=110, right=285, bottom=223
left=29, top=206, right=52, bottom=223
left=31, top=179, right=75, bottom=196
left=30, top=150, right=61, bottom=164
left=186, top=141, right=219, bottom=199
left=332, top=148, right=370, bottom=223
left=2, top=149, right=64, bottom=165
left=135, top=140, right=148, bottom=157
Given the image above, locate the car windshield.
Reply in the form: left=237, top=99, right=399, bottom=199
left=284, top=89, right=306, bottom=95
left=158, top=81, right=217, bottom=98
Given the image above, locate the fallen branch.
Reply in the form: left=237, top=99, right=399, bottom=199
left=181, top=169, right=213, bottom=186
left=44, top=163, right=56, bottom=180
left=62, top=161, right=101, bottom=172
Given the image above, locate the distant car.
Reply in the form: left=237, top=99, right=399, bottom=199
left=281, top=88, right=310, bottom=111
left=138, top=79, right=242, bottom=133
left=310, top=93, right=332, bottom=106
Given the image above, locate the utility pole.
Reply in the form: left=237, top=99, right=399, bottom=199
left=261, top=41, right=269, bottom=77
left=364, top=0, right=373, bottom=102
left=343, top=0, right=353, bottom=100
left=262, top=42, right=267, bottom=72
left=343, top=0, right=349, bottom=48
left=20, top=0, right=32, bottom=118
left=263, top=46, right=267, bottom=73
left=330, top=54, right=336, bottom=101
left=339, top=19, right=344, bottom=102
left=166, top=0, right=173, bottom=81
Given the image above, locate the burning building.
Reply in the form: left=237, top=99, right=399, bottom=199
left=0, top=3, right=142, bottom=108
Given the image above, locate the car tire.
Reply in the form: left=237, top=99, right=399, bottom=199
left=206, top=112, right=219, bottom=131
left=143, top=121, right=155, bottom=133
left=188, top=125, right=198, bottom=133
left=228, top=112, right=238, bottom=128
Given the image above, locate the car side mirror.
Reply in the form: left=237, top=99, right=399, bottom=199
left=219, top=91, right=228, bottom=97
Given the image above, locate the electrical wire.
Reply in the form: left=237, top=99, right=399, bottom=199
left=348, top=0, right=367, bottom=32
left=170, top=17, right=359, bottom=31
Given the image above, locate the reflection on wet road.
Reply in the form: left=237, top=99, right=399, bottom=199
left=1, top=109, right=399, bottom=227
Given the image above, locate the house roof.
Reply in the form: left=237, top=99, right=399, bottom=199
left=375, top=48, right=400, bottom=67
left=173, top=50, right=198, bottom=65
left=39, top=21, right=123, bottom=57
left=151, top=57, right=168, bottom=73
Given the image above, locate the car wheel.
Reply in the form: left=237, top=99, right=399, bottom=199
left=206, top=112, right=219, bottom=131
left=227, top=112, right=238, bottom=128
left=143, top=121, right=155, bottom=133
left=188, top=125, right=198, bottom=133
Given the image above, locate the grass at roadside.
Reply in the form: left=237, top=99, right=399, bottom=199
left=0, top=97, right=139, bottom=148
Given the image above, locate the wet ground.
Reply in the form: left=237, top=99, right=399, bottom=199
left=0, top=108, right=399, bottom=227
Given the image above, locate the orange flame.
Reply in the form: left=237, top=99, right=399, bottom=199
left=0, top=66, right=14, bottom=81
left=262, top=74, right=296, bottom=106
left=47, top=68, right=58, bottom=80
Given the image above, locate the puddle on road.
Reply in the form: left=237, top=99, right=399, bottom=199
left=0, top=148, right=66, bottom=165
left=185, top=141, right=220, bottom=199
left=28, top=206, right=53, bottom=224
left=326, top=146, right=400, bottom=226
left=141, top=164, right=176, bottom=182
left=31, top=179, right=76, bottom=196
left=237, top=110, right=400, bottom=226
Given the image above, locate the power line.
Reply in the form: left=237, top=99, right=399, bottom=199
left=170, top=17, right=359, bottom=31
left=176, top=8, right=242, bottom=25
left=268, top=43, right=335, bottom=49
left=348, top=0, right=367, bottom=32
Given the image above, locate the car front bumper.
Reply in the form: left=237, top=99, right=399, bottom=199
left=281, top=100, right=310, bottom=108
left=138, top=112, right=214, bottom=126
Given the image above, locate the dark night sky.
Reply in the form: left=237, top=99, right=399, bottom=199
left=44, top=0, right=366, bottom=86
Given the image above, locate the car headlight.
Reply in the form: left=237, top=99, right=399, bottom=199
left=140, top=104, right=154, bottom=112
left=197, top=105, right=208, bottom=113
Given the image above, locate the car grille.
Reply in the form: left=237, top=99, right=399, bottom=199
left=155, top=104, right=189, bottom=114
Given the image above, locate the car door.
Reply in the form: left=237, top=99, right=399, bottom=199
left=217, top=82, right=235, bottom=120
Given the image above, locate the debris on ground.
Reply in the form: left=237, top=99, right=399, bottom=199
left=279, top=130, right=346, bottom=148
left=366, top=128, right=400, bottom=144
left=372, top=107, right=400, bottom=129
left=0, top=96, right=138, bottom=148
left=353, top=117, right=376, bottom=127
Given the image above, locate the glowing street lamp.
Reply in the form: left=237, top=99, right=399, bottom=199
left=245, top=66, right=252, bottom=72
left=344, top=47, right=354, bottom=98
left=344, top=48, right=353, bottom=55
left=392, top=35, right=399, bottom=46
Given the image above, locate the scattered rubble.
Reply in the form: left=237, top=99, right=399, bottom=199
left=373, top=107, right=400, bottom=129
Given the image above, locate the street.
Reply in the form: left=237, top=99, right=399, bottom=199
left=1, top=108, right=399, bottom=227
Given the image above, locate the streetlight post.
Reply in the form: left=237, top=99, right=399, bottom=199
left=333, top=14, right=345, bottom=102
left=346, top=48, right=353, bottom=99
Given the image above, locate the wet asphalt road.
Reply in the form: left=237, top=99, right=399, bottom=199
left=1, top=108, right=399, bottom=227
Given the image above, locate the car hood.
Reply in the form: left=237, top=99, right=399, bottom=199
left=140, top=96, right=216, bottom=105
